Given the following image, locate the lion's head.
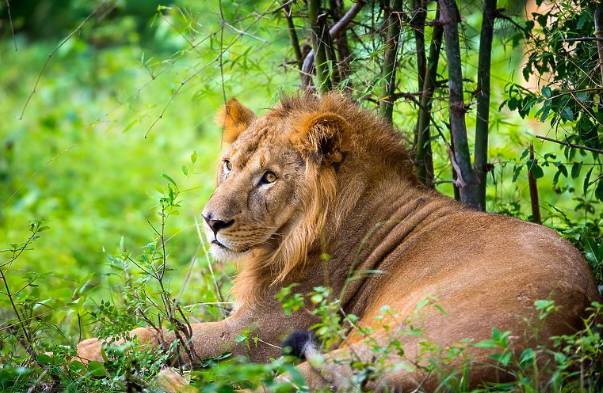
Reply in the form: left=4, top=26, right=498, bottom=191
left=202, top=93, right=414, bottom=285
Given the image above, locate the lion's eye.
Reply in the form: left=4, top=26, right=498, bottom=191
left=223, top=160, right=232, bottom=172
left=260, top=171, right=277, bottom=185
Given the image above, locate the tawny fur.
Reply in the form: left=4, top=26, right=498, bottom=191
left=78, top=93, right=600, bottom=391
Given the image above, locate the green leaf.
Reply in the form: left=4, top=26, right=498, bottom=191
left=162, top=174, right=177, bottom=187
left=555, top=163, right=567, bottom=177
left=475, top=339, right=498, bottom=349
left=519, top=348, right=535, bottom=366
left=87, top=361, right=107, bottom=377
left=36, top=353, right=53, bottom=365
left=571, top=162, right=582, bottom=179
left=527, top=160, right=544, bottom=179
left=596, top=178, right=603, bottom=201
left=560, top=106, right=574, bottom=121
left=583, top=167, right=593, bottom=194
left=492, top=351, right=512, bottom=366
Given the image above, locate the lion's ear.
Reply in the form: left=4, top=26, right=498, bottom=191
left=216, top=98, right=255, bottom=143
left=290, top=112, right=347, bottom=164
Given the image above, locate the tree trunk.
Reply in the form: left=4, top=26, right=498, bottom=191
left=282, top=0, right=304, bottom=71
left=594, top=5, right=603, bottom=83
left=439, top=0, right=480, bottom=209
left=380, top=0, right=405, bottom=122
left=474, top=0, right=497, bottom=211
left=330, top=0, right=353, bottom=83
left=528, top=144, right=541, bottom=224
left=412, top=0, right=427, bottom=93
left=415, top=3, right=442, bottom=188
left=309, top=0, right=333, bottom=92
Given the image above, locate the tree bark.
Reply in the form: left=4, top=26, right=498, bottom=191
left=474, top=0, right=497, bottom=211
left=308, top=0, right=333, bottom=92
left=415, top=3, right=442, bottom=188
left=439, top=0, right=479, bottom=209
left=594, top=5, right=603, bottom=83
left=380, top=0, right=405, bottom=122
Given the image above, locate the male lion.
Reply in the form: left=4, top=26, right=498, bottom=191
left=78, top=93, right=599, bottom=391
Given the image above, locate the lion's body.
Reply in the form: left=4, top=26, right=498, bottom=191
left=78, top=94, right=600, bottom=391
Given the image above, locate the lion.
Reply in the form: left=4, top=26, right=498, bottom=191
left=78, top=93, right=600, bottom=391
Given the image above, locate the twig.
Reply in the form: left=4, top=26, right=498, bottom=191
left=560, top=36, right=603, bottom=42
left=4, top=0, right=17, bottom=51
left=19, top=2, right=115, bottom=120
left=535, top=135, right=603, bottom=154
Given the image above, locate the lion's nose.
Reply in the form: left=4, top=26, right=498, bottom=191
left=203, top=214, right=234, bottom=234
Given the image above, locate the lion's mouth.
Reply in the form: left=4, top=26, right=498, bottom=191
left=212, top=239, right=229, bottom=249
left=211, top=239, right=252, bottom=254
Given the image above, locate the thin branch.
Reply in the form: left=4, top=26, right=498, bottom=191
left=4, top=0, right=17, bottom=51
left=560, top=36, right=603, bottom=42
left=19, top=2, right=115, bottom=120
left=535, top=135, right=603, bottom=154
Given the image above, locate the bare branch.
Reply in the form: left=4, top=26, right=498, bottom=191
left=535, top=135, right=603, bottom=154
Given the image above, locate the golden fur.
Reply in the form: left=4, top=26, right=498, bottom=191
left=78, top=93, right=600, bottom=391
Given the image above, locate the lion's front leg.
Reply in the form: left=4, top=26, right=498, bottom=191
left=76, top=309, right=254, bottom=364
